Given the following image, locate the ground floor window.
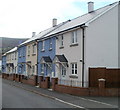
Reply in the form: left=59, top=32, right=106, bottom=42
left=32, top=65, right=35, bottom=75
left=61, top=65, right=66, bottom=76
left=71, top=63, right=77, bottom=75
left=41, top=64, right=44, bottom=74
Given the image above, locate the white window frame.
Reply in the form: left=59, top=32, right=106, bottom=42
left=61, top=65, right=66, bottom=76
left=71, top=63, right=77, bottom=75
left=32, top=65, right=35, bottom=74
left=41, top=40, right=45, bottom=51
left=32, top=44, right=36, bottom=54
left=60, top=35, right=64, bottom=47
left=41, top=64, right=44, bottom=74
left=71, top=31, right=77, bottom=44
left=49, top=38, right=52, bottom=50
left=28, top=46, right=30, bottom=56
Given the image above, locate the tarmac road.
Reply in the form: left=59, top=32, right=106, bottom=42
left=2, top=79, right=119, bottom=109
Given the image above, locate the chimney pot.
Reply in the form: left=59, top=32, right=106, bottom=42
left=32, top=32, right=36, bottom=37
left=88, top=1, right=94, bottom=13
left=52, top=18, right=57, bottom=27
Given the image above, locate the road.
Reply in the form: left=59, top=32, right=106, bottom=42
left=2, top=81, right=75, bottom=108
left=2, top=79, right=119, bottom=109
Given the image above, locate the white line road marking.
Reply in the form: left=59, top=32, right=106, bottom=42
left=55, top=98, right=87, bottom=109
left=9, top=83, right=87, bottom=109
left=79, top=97, right=118, bottom=108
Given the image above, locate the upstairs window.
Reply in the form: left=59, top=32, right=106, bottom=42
left=32, top=44, right=36, bottom=54
left=71, top=31, right=77, bottom=44
left=49, top=38, right=52, bottom=50
left=60, top=35, right=64, bottom=47
left=28, top=46, right=30, bottom=56
left=41, top=40, right=45, bottom=51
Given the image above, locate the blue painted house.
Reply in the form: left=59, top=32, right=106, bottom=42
left=17, top=45, right=26, bottom=75
left=2, top=54, right=6, bottom=73
left=38, top=37, right=56, bottom=77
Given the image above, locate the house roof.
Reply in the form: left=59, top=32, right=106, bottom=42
left=6, top=47, right=17, bottom=54
left=41, top=56, right=52, bottom=63
left=45, top=2, right=118, bottom=37
left=54, top=55, right=68, bottom=63
left=18, top=21, right=69, bottom=46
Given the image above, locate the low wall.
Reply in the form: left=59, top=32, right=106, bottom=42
left=55, top=84, right=89, bottom=96
left=7, top=74, right=15, bottom=81
left=52, top=78, right=120, bottom=97
left=39, top=76, right=50, bottom=89
left=21, top=75, right=38, bottom=86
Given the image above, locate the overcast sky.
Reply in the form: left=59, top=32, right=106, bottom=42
left=0, top=0, right=118, bottom=38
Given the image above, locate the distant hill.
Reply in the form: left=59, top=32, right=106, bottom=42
left=0, top=37, right=28, bottom=57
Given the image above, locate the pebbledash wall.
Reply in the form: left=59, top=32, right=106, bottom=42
left=17, top=45, right=26, bottom=75
left=118, top=3, right=120, bottom=68
left=2, top=55, right=6, bottom=73
left=26, top=41, right=38, bottom=76
left=37, top=37, right=56, bottom=78
left=55, top=29, right=83, bottom=86
left=84, top=4, right=119, bottom=86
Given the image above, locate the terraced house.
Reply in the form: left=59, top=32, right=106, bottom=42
left=2, top=1, right=120, bottom=94
left=17, top=45, right=26, bottom=75
left=44, top=1, right=120, bottom=87
left=37, top=19, right=68, bottom=78
left=6, top=47, right=18, bottom=74
left=2, top=54, right=6, bottom=73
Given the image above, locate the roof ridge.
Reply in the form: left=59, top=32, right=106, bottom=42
left=68, top=1, right=118, bottom=22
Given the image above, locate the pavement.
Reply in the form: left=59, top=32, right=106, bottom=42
left=2, top=79, right=120, bottom=109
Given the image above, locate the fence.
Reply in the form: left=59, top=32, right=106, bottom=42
left=58, top=79, right=88, bottom=87
left=89, top=67, right=120, bottom=88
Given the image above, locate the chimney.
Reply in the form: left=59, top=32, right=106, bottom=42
left=52, top=18, right=57, bottom=27
left=88, top=2, right=94, bottom=13
left=32, top=32, right=36, bottom=37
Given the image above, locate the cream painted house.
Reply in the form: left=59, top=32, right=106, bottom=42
left=26, top=41, right=37, bottom=76
left=6, top=47, right=18, bottom=74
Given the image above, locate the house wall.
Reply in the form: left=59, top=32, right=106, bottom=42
left=17, top=46, right=26, bottom=75
left=26, top=42, right=37, bottom=75
left=118, top=3, right=120, bottom=68
left=85, top=5, right=118, bottom=85
left=56, top=29, right=83, bottom=84
left=38, top=37, right=56, bottom=77
left=2, top=56, right=6, bottom=73
left=6, top=51, right=18, bottom=74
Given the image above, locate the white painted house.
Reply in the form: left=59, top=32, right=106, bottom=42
left=47, top=1, right=120, bottom=87
left=6, top=47, right=18, bottom=74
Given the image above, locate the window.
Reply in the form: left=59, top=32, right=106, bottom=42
left=60, top=35, right=64, bottom=47
left=41, top=40, right=45, bottom=51
left=15, top=52, right=17, bottom=60
left=28, top=46, right=30, bottom=56
left=32, top=44, right=36, bottom=54
left=61, top=65, right=66, bottom=76
left=71, top=63, right=77, bottom=75
left=41, top=64, right=44, bottom=74
left=19, top=49, right=22, bottom=57
left=71, top=31, right=77, bottom=44
left=49, top=38, right=52, bottom=50
left=32, top=66, right=35, bottom=74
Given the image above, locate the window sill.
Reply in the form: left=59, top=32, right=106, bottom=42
left=70, top=43, right=78, bottom=47
left=69, top=74, right=78, bottom=78
left=59, top=46, right=64, bottom=49
left=49, top=48, right=52, bottom=51
left=32, top=53, right=36, bottom=56
left=41, top=49, right=45, bottom=52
